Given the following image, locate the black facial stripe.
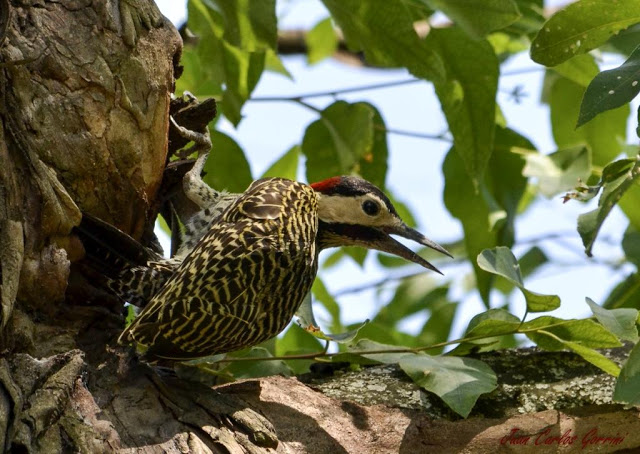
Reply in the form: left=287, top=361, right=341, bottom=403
left=318, top=221, right=384, bottom=242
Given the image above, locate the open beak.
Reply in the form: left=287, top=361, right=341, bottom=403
left=319, top=221, right=452, bottom=274
left=376, top=223, right=452, bottom=275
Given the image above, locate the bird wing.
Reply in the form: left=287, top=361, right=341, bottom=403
left=119, top=178, right=319, bottom=360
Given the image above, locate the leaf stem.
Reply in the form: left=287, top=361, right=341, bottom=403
left=212, top=319, right=587, bottom=363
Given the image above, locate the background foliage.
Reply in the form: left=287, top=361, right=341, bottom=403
left=171, top=0, right=640, bottom=417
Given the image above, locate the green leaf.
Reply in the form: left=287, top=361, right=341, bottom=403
left=321, top=0, right=440, bottom=79
left=465, top=309, right=521, bottom=337
left=260, top=145, right=300, bottom=180
left=551, top=54, right=600, bottom=88
left=530, top=0, right=640, bottom=67
left=494, top=246, right=548, bottom=294
left=203, top=130, right=253, bottom=192
left=522, top=316, right=622, bottom=350
left=613, top=342, right=640, bottom=404
left=549, top=76, right=628, bottom=167
left=478, top=247, right=560, bottom=312
left=296, top=291, right=366, bottom=343
left=321, top=249, right=347, bottom=270
left=425, top=27, right=499, bottom=182
left=619, top=179, right=640, bottom=230
left=375, top=281, right=445, bottom=327
left=578, top=44, right=640, bottom=127
left=622, top=225, right=640, bottom=268
left=606, top=23, right=640, bottom=55
left=522, top=146, right=591, bottom=198
left=422, top=0, right=521, bottom=38
left=559, top=340, right=620, bottom=376
left=306, top=18, right=338, bottom=64
left=350, top=320, right=419, bottom=347
left=416, top=298, right=459, bottom=353
left=311, top=278, right=342, bottom=333
left=578, top=157, right=640, bottom=256
left=399, top=355, right=497, bottom=418
left=507, top=0, right=544, bottom=36
left=349, top=339, right=415, bottom=364
left=359, top=104, right=389, bottom=189
left=276, top=324, right=324, bottom=375
left=603, top=272, right=640, bottom=309
left=586, top=297, right=639, bottom=342
left=302, top=101, right=387, bottom=187
left=443, top=127, right=529, bottom=305
left=221, top=347, right=292, bottom=379
left=186, top=0, right=276, bottom=124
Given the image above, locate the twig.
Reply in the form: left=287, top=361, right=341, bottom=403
left=250, top=78, right=421, bottom=101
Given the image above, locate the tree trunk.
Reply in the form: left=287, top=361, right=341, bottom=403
left=0, top=1, right=638, bottom=453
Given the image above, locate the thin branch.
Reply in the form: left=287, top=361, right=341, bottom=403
left=378, top=126, right=452, bottom=142
left=251, top=78, right=422, bottom=101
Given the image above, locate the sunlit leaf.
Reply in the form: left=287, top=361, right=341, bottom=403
left=619, top=180, right=640, bottom=231
left=187, top=0, right=276, bottom=124
left=425, top=27, right=499, bottom=182
left=478, top=247, right=560, bottom=312
left=522, top=146, right=591, bottom=197
left=302, top=101, right=387, bottom=187
left=322, top=0, right=439, bottom=79
left=531, top=0, right=640, bottom=67
left=399, top=354, right=497, bottom=418
left=522, top=316, right=621, bottom=350
left=306, top=17, right=338, bottom=64
left=421, top=0, right=521, bottom=38
left=551, top=54, right=599, bottom=88
left=549, top=76, right=628, bottom=167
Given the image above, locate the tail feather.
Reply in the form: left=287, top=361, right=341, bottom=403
left=74, top=213, right=160, bottom=275
left=74, top=213, right=178, bottom=306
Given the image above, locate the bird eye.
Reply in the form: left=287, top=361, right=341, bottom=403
left=362, top=200, right=380, bottom=216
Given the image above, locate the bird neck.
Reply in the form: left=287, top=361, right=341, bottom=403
left=316, top=220, right=377, bottom=250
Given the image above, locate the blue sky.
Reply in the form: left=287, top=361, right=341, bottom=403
left=155, top=0, right=637, bottom=341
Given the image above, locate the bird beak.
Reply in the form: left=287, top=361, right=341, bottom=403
left=377, top=222, right=452, bottom=275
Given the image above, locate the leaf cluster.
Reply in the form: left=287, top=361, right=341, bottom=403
left=173, top=0, right=640, bottom=417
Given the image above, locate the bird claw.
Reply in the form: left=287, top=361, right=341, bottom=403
left=169, top=115, right=212, bottom=161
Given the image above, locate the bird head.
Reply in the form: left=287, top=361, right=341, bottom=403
left=310, top=176, right=452, bottom=274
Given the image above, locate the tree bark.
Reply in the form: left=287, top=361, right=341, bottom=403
left=0, top=1, right=638, bottom=453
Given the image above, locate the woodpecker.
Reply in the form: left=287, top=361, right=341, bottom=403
left=117, top=175, right=451, bottom=361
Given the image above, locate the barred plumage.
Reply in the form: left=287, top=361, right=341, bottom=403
left=118, top=178, right=319, bottom=360
left=78, top=168, right=452, bottom=361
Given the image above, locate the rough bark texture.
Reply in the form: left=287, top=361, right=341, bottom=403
left=0, top=1, right=638, bottom=453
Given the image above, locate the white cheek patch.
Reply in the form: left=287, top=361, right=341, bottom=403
left=317, top=194, right=397, bottom=227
